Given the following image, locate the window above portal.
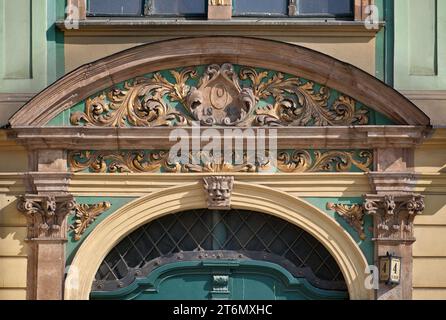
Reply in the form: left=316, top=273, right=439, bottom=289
left=86, top=0, right=355, bottom=19
left=87, top=0, right=207, bottom=17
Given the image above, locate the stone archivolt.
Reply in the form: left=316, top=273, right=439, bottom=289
left=70, top=63, right=369, bottom=128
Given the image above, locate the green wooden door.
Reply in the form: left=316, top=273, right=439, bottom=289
left=91, top=260, right=348, bottom=300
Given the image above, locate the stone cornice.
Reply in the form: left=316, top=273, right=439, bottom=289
left=367, top=172, right=418, bottom=194
left=9, top=126, right=430, bottom=150
left=56, top=19, right=383, bottom=37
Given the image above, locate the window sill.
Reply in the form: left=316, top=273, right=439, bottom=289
left=56, top=18, right=384, bottom=36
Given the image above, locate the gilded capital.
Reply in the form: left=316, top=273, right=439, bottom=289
left=17, top=194, right=76, bottom=239
left=364, top=194, right=424, bottom=242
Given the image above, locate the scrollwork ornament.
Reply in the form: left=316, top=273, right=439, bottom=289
left=71, top=64, right=369, bottom=128
left=17, top=195, right=76, bottom=239
left=327, top=203, right=366, bottom=240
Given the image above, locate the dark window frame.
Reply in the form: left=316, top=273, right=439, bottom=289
left=85, top=0, right=355, bottom=20
left=232, top=0, right=355, bottom=19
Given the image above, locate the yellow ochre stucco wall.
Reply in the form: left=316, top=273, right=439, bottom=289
left=413, top=129, right=446, bottom=300
left=0, top=131, right=28, bottom=300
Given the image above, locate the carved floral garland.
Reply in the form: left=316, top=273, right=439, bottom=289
left=68, top=150, right=372, bottom=173
left=70, top=64, right=369, bottom=128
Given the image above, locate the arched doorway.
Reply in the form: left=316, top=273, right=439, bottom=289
left=64, top=182, right=371, bottom=300
left=91, top=209, right=349, bottom=300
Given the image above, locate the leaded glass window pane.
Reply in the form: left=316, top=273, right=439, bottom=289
left=146, top=0, right=206, bottom=16
left=88, top=0, right=207, bottom=17
left=233, top=0, right=288, bottom=16
left=298, top=0, right=354, bottom=16
left=88, top=0, right=144, bottom=16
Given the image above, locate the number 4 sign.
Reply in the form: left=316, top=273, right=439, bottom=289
left=379, top=252, right=402, bottom=285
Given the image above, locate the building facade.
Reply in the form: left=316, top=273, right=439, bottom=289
left=0, top=0, right=445, bottom=300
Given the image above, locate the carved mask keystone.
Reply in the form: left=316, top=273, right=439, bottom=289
left=203, top=176, right=234, bottom=210
left=186, top=64, right=256, bottom=126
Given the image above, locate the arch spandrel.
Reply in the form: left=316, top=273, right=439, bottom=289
left=9, top=37, right=430, bottom=127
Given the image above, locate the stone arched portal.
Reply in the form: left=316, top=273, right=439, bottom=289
left=9, top=37, right=430, bottom=300
left=65, top=182, right=371, bottom=300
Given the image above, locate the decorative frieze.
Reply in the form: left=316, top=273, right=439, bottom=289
left=17, top=195, right=76, bottom=239
left=326, top=203, right=366, bottom=240
left=68, top=149, right=372, bottom=173
left=203, top=176, right=234, bottom=210
left=70, top=63, right=369, bottom=128
left=70, top=202, right=111, bottom=241
left=364, top=194, right=425, bottom=242
left=278, top=150, right=372, bottom=173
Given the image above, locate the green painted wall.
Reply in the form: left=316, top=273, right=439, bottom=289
left=0, top=0, right=64, bottom=93
left=395, top=0, right=446, bottom=90
left=66, top=197, right=135, bottom=265
left=304, top=197, right=374, bottom=265
left=91, top=260, right=349, bottom=300
left=375, top=0, right=394, bottom=85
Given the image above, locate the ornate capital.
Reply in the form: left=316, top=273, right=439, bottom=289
left=364, top=194, right=425, bottom=242
left=17, top=194, right=76, bottom=240
left=326, top=203, right=366, bottom=240
left=203, top=176, right=234, bottom=210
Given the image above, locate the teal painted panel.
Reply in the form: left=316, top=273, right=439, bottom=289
left=91, top=260, right=348, bottom=300
left=303, top=197, right=374, bottom=265
left=2, top=0, right=32, bottom=79
left=66, top=197, right=136, bottom=265
left=395, top=0, right=446, bottom=90
left=408, top=0, right=437, bottom=76
left=47, top=64, right=395, bottom=127
left=0, top=0, right=63, bottom=93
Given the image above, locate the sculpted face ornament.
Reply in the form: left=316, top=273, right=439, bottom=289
left=203, top=176, right=234, bottom=210
left=186, top=64, right=256, bottom=126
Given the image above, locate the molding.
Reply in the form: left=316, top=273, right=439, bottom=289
left=3, top=172, right=446, bottom=197
left=401, top=91, right=446, bottom=101
left=67, top=173, right=372, bottom=197
left=10, top=126, right=430, bottom=150
left=56, top=20, right=382, bottom=37
left=9, top=37, right=429, bottom=127
left=64, top=182, right=372, bottom=300
left=0, top=173, right=26, bottom=195
left=367, top=172, right=417, bottom=194
left=0, top=93, right=35, bottom=104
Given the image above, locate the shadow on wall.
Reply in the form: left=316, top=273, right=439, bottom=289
left=0, top=200, right=27, bottom=256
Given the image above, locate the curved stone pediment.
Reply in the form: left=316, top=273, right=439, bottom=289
left=9, top=37, right=430, bottom=127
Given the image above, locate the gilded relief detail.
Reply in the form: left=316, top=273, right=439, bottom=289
left=68, top=149, right=372, bottom=173
left=70, top=64, right=369, bottom=128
